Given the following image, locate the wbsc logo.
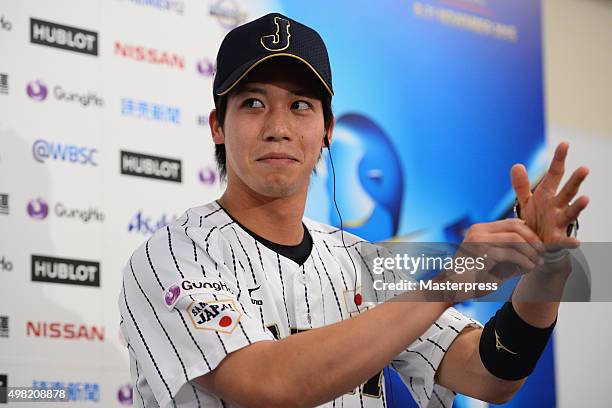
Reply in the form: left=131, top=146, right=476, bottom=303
left=30, top=18, right=98, bottom=56
left=33, top=139, right=98, bottom=166
left=128, top=210, right=177, bottom=235
left=120, top=150, right=181, bottom=182
left=31, top=254, right=100, bottom=287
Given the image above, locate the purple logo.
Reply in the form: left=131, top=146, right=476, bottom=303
left=26, top=80, right=48, bottom=101
left=198, top=167, right=217, bottom=185
left=27, top=198, right=49, bottom=220
left=165, top=285, right=180, bottom=306
left=117, top=384, right=133, bottom=405
left=196, top=59, right=216, bottom=77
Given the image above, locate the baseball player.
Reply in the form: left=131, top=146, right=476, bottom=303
left=118, top=13, right=589, bottom=408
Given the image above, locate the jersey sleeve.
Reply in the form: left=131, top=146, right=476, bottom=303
left=391, top=307, right=482, bottom=408
left=356, top=242, right=483, bottom=407
left=118, top=223, right=275, bottom=408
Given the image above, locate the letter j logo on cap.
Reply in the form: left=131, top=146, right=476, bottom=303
left=261, top=17, right=290, bottom=52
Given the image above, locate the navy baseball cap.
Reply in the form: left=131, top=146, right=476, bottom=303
left=213, top=13, right=334, bottom=99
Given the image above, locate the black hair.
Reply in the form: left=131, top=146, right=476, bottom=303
left=212, top=90, right=333, bottom=180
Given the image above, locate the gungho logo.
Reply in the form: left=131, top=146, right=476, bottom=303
left=26, top=79, right=48, bottom=101
left=27, top=198, right=49, bottom=220
left=117, top=383, right=133, bottom=405
left=27, top=79, right=103, bottom=107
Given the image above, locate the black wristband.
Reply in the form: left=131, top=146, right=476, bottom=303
left=479, top=302, right=556, bottom=381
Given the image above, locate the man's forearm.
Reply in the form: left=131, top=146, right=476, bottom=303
left=512, top=256, right=572, bottom=328
left=198, top=296, right=451, bottom=408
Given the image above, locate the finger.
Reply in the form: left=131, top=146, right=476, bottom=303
left=540, top=142, right=568, bottom=194
left=489, top=233, right=542, bottom=264
left=480, top=219, right=545, bottom=251
left=560, top=195, right=590, bottom=225
left=511, top=164, right=532, bottom=209
left=487, top=246, right=538, bottom=270
left=557, top=236, right=581, bottom=249
left=556, top=166, right=589, bottom=207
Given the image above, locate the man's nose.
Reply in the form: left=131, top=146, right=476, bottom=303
left=263, top=108, right=292, bottom=142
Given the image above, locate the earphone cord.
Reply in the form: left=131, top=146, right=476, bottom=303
left=327, top=140, right=395, bottom=407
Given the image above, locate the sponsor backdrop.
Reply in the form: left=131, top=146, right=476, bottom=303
left=0, top=0, right=550, bottom=406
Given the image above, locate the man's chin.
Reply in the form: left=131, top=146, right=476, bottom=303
left=255, top=176, right=305, bottom=198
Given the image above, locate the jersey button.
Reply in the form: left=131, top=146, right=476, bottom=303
left=298, top=275, right=308, bottom=285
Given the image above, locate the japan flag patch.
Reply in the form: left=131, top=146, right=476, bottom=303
left=187, top=299, right=242, bottom=334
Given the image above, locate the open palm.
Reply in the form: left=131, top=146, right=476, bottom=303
left=510, top=142, right=589, bottom=245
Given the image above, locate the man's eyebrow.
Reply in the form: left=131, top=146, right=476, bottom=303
left=290, top=89, right=319, bottom=98
left=233, top=86, right=319, bottom=98
left=233, top=86, right=266, bottom=96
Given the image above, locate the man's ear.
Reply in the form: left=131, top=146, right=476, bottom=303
left=209, top=110, right=224, bottom=144
left=322, top=114, right=335, bottom=148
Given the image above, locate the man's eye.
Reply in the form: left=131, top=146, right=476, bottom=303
left=292, top=101, right=311, bottom=110
left=243, top=99, right=264, bottom=108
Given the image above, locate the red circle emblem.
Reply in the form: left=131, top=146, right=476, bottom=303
left=354, top=293, right=362, bottom=306
left=219, top=316, right=233, bottom=327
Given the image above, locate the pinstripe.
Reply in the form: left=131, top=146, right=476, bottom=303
left=127, top=342, right=146, bottom=407
left=122, top=281, right=175, bottom=408
left=322, top=240, right=349, bottom=291
left=276, top=253, right=291, bottom=331
left=313, top=241, right=344, bottom=320
left=128, top=258, right=201, bottom=407
left=301, top=264, right=312, bottom=327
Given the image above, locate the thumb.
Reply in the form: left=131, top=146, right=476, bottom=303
left=511, top=163, right=531, bottom=209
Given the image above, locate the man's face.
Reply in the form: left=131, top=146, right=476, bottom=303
left=212, top=59, right=332, bottom=198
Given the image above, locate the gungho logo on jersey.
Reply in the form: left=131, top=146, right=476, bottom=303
left=30, top=18, right=98, bottom=56
left=121, top=150, right=182, bottom=182
left=31, top=255, right=100, bottom=287
left=164, top=278, right=234, bottom=310
left=188, top=299, right=241, bottom=334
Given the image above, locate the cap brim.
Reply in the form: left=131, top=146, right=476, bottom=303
left=216, top=53, right=333, bottom=97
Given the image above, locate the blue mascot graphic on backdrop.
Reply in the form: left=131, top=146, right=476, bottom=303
left=326, top=114, right=403, bottom=242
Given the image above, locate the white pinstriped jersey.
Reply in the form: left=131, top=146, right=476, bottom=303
left=119, top=201, right=481, bottom=408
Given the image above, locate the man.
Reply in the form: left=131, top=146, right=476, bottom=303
left=118, top=13, right=589, bottom=408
